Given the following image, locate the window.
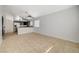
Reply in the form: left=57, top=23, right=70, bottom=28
left=34, top=20, right=40, bottom=27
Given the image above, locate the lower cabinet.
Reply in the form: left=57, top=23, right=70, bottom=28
left=17, top=27, right=33, bottom=35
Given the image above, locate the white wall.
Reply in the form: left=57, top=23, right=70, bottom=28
left=0, top=7, right=2, bottom=38
left=0, top=16, right=2, bottom=45
left=0, top=6, right=3, bottom=45
left=35, top=6, right=79, bottom=43
left=0, top=15, right=2, bottom=39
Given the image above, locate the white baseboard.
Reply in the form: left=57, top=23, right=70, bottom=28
left=51, top=35, right=79, bottom=43
left=35, top=32, right=79, bottom=43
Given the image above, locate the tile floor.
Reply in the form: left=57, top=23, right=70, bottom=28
left=0, top=32, right=79, bottom=53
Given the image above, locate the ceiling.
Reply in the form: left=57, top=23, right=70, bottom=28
left=2, top=5, right=74, bottom=18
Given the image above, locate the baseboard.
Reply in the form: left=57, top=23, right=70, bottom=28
left=35, top=32, right=79, bottom=43
left=51, top=35, right=79, bottom=43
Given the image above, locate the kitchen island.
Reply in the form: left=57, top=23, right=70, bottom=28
left=17, top=26, right=34, bottom=35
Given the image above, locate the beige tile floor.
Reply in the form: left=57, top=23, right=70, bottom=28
left=0, top=32, right=79, bottom=53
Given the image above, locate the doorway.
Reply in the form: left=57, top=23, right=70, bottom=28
left=2, top=16, right=5, bottom=38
